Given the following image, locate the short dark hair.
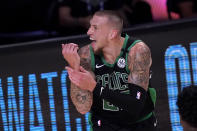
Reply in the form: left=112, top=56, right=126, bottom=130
left=94, top=10, right=123, bottom=34
left=177, top=86, right=197, bottom=128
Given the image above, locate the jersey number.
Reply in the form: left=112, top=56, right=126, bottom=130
left=102, top=90, right=129, bottom=111
left=103, top=99, right=119, bottom=111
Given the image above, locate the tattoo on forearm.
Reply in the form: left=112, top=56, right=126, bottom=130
left=71, top=83, right=92, bottom=113
left=128, top=44, right=151, bottom=89
left=76, top=94, right=86, bottom=104
left=70, top=45, right=93, bottom=113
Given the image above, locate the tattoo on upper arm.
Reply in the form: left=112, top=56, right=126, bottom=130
left=128, top=43, right=152, bottom=90
left=70, top=45, right=93, bottom=113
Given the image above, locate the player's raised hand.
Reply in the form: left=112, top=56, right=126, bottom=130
left=62, top=43, right=80, bottom=70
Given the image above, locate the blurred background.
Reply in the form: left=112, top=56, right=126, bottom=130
left=0, top=0, right=197, bottom=45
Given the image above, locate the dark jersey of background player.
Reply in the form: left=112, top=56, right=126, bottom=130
left=177, top=86, right=197, bottom=131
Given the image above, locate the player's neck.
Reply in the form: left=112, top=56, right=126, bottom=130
left=102, top=37, right=125, bottom=64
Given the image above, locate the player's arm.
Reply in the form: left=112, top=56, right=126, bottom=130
left=93, top=42, right=152, bottom=117
left=69, top=45, right=93, bottom=114
left=127, top=42, right=152, bottom=90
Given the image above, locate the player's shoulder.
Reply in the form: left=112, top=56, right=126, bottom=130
left=134, top=41, right=149, bottom=48
left=127, top=40, right=152, bottom=70
left=78, top=44, right=91, bottom=58
left=79, top=44, right=91, bottom=51
left=129, top=41, right=150, bottom=54
left=128, top=41, right=152, bottom=65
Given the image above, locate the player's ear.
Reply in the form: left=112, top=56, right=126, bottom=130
left=109, top=29, right=118, bottom=40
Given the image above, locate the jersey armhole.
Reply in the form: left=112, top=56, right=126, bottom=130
left=90, top=45, right=95, bottom=71
left=149, top=88, right=156, bottom=107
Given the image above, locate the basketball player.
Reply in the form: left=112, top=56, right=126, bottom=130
left=177, top=86, right=197, bottom=131
left=62, top=10, right=157, bottom=131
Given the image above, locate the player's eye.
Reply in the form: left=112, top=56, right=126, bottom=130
left=93, top=26, right=97, bottom=30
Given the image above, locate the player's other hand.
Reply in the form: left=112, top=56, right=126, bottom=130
left=66, top=66, right=96, bottom=92
left=62, top=43, right=80, bottom=70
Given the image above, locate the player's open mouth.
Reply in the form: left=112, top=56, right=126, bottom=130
left=90, top=37, right=96, bottom=43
